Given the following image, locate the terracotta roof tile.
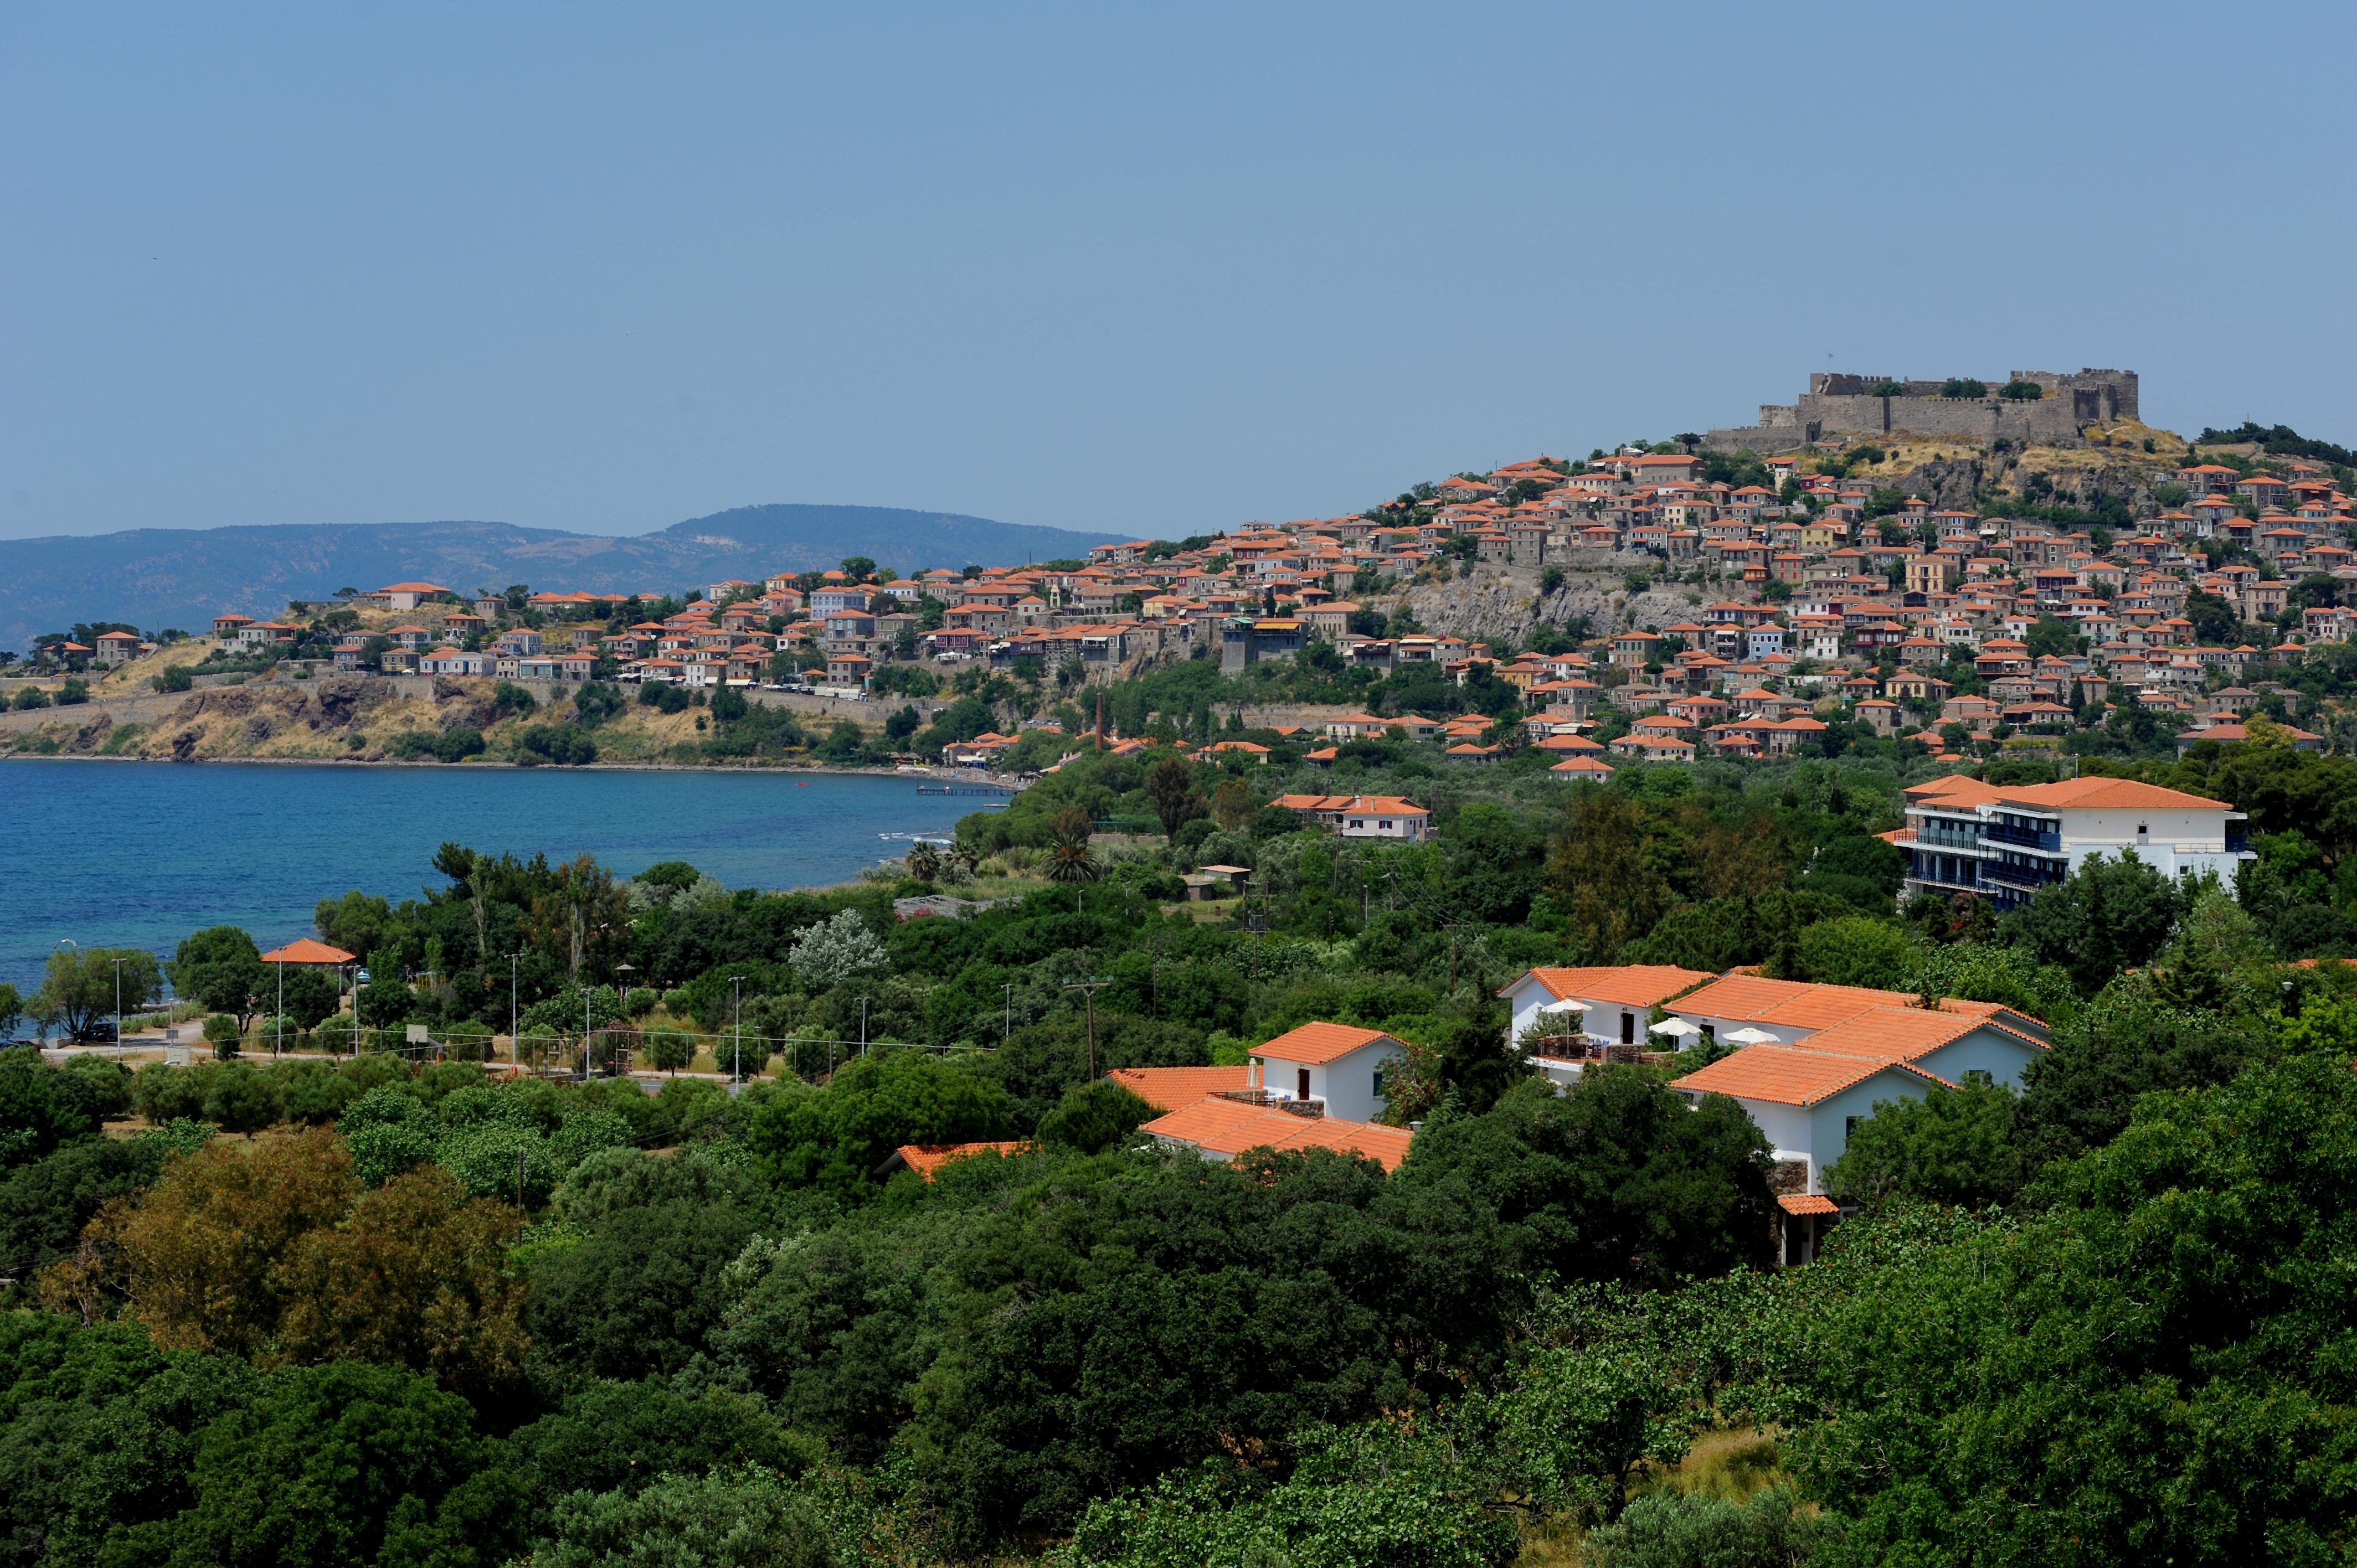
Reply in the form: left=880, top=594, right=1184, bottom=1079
left=1506, top=965, right=1715, bottom=1008
left=1253, top=1022, right=1403, bottom=1066
left=887, top=1141, right=1034, bottom=1179
left=1104, top=1065, right=1251, bottom=1114
left=1677, top=1044, right=1951, bottom=1106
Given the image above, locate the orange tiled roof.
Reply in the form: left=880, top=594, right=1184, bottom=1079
left=1139, top=1100, right=1415, bottom=1171
left=259, top=938, right=357, bottom=965
left=888, top=1140, right=1033, bottom=1180
left=1254, top=1022, right=1402, bottom=1066
left=1676, top=1044, right=1951, bottom=1106
left=1507, top=964, right=1715, bottom=1009
left=1104, top=1065, right=1251, bottom=1114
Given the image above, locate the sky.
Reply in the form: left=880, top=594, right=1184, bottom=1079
left=3, top=1, right=2354, bottom=544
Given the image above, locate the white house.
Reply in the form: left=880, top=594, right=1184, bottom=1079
left=1247, top=1022, right=1407, bottom=1123
left=1496, top=964, right=1716, bottom=1055
left=1664, top=974, right=2048, bottom=1086
left=1270, top=794, right=1431, bottom=842
left=418, top=647, right=490, bottom=677
left=1895, top=773, right=2253, bottom=912
left=1675, top=1044, right=1954, bottom=1196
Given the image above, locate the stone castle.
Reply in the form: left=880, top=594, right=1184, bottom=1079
left=1703, top=368, right=2139, bottom=453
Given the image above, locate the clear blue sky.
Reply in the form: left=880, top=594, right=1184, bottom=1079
left=4, top=2, right=2352, bottom=544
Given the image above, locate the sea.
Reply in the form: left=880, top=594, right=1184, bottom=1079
left=0, top=760, right=1000, bottom=992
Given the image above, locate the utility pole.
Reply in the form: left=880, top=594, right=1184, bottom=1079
left=858, top=996, right=871, bottom=1053
left=111, top=955, right=124, bottom=1058
left=731, top=975, right=745, bottom=1083
left=509, top=952, right=520, bottom=1072
left=1063, top=977, right=1112, bottom=1081
left=1002, top=981, right=1014, bottom=1046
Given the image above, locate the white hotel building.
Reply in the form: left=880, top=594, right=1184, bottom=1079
left=1893, top=774, right=2252, bottom=911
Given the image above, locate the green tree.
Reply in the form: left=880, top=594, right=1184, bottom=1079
left=746, top=1049, right=1013, bottom=1197
left=1823, top=1080, right=2024, bottom=1208
left=1036, top=1078, right=1155, bottom=1156
left=163, top=1359, right=529, bottom=1567
left=1796, top=1056, right=2357, bottom=1566
left=171, top=926, right=270, bottom=1031
left=2003, top=851, right=2180, bottom=993
left=532, top=1468, right=834, bottom=1568
left=1145, top=757, right=1208, bottom=838
left=1795, top=916, right=1916, bottom=989
left=31, top=946, right=161, bottom=1039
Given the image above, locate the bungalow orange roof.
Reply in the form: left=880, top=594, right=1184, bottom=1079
left=1139, top=1100, right=1416, bottom=1171
left=1551, top=756, right=1616, bottom=776
left=1253, top=1021, right=1401, bottom=1066
left=1800, top=1004, right=2044, bottom=1062
left=1506, top=964, right=1714, bottom=1008
left=1104, top=1065, right=1252, bottom=1113
left=1676, top=1044, right=1951, bottom=1106
left=885, top=1141, right=1035, bottom=1180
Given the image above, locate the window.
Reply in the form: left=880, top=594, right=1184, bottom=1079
left=1372, top=1069, right=1386, bottom=1098
left=1846, top=1116, right=1860, bottom=1138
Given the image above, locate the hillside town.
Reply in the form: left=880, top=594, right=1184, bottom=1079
left=27, top=405, right=2350, bottom=770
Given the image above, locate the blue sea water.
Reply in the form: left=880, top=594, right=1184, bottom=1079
left=0, top=760, right=996, bottom=991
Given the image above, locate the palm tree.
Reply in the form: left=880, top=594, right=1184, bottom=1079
left=1044, top=811, right=1101, bottom=910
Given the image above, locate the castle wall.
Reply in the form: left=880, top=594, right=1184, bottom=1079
left=1706, top=368, right=2134, bottom=452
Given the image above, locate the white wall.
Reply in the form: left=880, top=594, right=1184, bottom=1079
left=1916, top=1028, right=2041, bottom=1090
left=1805, top=1075, right=1933, bottom=1193
left=1257, top=1039, right=1402, bottom=1123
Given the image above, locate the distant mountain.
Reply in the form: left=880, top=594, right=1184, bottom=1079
left=0, top=504, right=1122, bottom=647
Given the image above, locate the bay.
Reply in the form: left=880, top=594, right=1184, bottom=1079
left=0, top=760, right=996, bottom=990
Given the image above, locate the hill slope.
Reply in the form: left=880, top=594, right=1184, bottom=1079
left=0, top=503, right=1120, bottom=647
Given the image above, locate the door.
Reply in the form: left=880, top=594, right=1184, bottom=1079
left=1297, top=1067, right=1311, bottom=1100
left=1620, top=1012, right=1635, bottom=1045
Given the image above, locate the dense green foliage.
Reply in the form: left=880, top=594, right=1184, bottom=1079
left=13, top=740, right=2357, bottom=1561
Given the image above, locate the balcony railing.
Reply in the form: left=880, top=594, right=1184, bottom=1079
left=2226, top=832, right=2250, bottom=855
left=1980, top=858, right=2064, bottom=890
left=1983, top=819, right=2062, bottom=850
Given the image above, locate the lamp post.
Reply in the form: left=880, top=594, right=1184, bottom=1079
left=51, top=941, right=74, bottom=1049
left=110, top=954, right=126, bottom=1058
left=1062, top=977, right=1112, bottom=1082
left=731, top=974, right=745, bottom=1084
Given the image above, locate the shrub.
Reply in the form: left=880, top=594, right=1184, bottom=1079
left=515, top=726, right=597, bottom=766
left=152, top=666, right=195, bottom=693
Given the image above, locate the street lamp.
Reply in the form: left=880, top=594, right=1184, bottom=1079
left=52, top=941, right=75, bottom=1048
left=109, top=954, right=126, bottom=1059
left=731, top=974, right=746, bottom=1084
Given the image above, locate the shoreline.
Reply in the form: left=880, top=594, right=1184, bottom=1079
left=0, top=752, right=1025, bottom=787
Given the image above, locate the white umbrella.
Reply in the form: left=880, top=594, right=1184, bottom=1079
left=1538, top=999, right=1583, bottom=1015
left=1725, top=1026, right=1780, bottom=1045
left=1648, top=1017, right=1700, bottom=1039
